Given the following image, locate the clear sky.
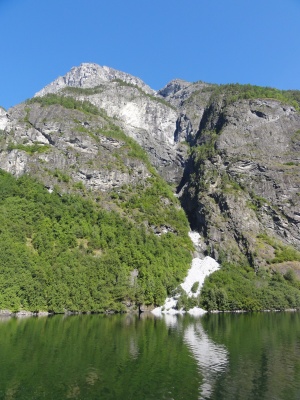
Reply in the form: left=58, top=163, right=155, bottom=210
left=1, top=0, right=300, bottom=109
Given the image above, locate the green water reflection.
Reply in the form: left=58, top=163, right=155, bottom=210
left=0, top=314, right=199, bottom=400
left=200, top=312, right=300, bottom=400
left=0, top=312, right=299, bottom=399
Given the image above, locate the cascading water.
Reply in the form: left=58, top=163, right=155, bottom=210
left=152, top=231, right=220, bottom=316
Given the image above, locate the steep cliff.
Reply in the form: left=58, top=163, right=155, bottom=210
left=1, top=64, right=300, bottom=312
left=34, top=63, right=187, bottom=184
left=173, top=85, right=300, bottom=276
left=159, top=82, right=300, bottom=311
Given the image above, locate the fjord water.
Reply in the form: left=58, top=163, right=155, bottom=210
left=0, top=313, right=300, bottom=400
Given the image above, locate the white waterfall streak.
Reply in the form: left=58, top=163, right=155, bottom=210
left=152, top=231, right=220, bottom=316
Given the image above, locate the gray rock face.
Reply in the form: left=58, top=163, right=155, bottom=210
left=0, top=107, right=9, bottom=130
left=35, top=63, right=155, bottom=96
left=158, top=79, right=191, bottom=99
left=180, top=96, right=300, bottom=266
left=159, top=80, right=215, bottom=144
left=0, top=102, right=151, bottom=194
left=34, top=63, right=187, bottom=183
left=218, top=100, right=300, bottom=247
left=73, top=84, right=184, bottom=182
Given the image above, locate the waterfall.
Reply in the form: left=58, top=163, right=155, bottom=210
left=152, top=231, right=220, bottom=316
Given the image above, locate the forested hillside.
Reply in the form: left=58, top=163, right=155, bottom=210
left=0, top=170, right=191, bottom=313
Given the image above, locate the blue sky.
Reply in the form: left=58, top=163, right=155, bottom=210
left=1, top=0, right=300, bottom=109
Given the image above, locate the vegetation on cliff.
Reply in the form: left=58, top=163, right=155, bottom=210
left=202, top=83, right=300, bottom=110
left=0, top=170, right=191, bottom=313
left=26, top=93, right=101, bottom=115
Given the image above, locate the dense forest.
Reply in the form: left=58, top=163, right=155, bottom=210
left=0, top=170, right=192, bottom=313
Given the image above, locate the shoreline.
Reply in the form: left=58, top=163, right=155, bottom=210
left=1, top=307, right=299, bottom=320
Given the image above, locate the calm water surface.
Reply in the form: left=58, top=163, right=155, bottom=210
left=0, top=312, right=300, bottom=399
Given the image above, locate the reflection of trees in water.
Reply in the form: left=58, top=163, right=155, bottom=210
left=0, top=314, right=200, bottom=400
left=3, top=313, right=299, bottom=400
left=200, top=313, right=300, bottom=400
left=130, top=313, right=300, bottom=400
left=183, top=321, right=228, bottom=399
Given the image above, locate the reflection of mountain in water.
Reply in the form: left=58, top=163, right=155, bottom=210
left=184, top=322, right=228, bottom=400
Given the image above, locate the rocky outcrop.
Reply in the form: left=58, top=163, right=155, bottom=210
left=0, top=102, right=151, bottom=195
left=0, top=107, right=9, bottom=130
left=158, top=79, right=215, bottom=144
left=34, top=63, right=188, bottom=183
left=180, top=96, right=300, bottom=267
left=35, top=63, right=155, bottom=96
left=72, top=83, right=185, bottom=182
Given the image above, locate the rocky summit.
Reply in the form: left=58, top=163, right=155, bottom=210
left=0, top=63, right=300, bottom=313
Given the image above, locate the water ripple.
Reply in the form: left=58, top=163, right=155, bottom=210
left=184, top=322, right=228, bottom=399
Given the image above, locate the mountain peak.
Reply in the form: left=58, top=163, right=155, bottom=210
left=34, top=63, right=155, bottom=97
left=158, top=79, right=191, bottom=98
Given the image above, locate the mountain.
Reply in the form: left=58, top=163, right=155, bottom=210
left=0, top=63, right=300, bottom=313
left=171, top=84, right=300, bottom=267
left=34, top=63, right=187, bottom=184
